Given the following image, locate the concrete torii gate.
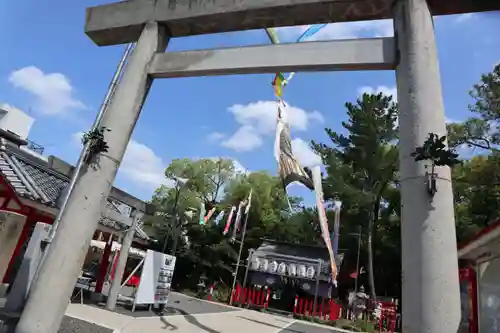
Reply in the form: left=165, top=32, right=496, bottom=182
left=14, top=1, right=500, bottom=333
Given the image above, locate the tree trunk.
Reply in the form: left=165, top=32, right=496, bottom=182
left=367, top=198, right=380, bottom=302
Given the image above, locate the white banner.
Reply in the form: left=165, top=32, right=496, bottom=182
left=134, top=250, right=176, bottom=305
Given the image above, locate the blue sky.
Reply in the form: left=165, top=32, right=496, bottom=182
left=0, top=0, right=499, bottom=203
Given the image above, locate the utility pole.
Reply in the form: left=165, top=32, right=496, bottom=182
left=229, top=210, right=250, bottom=306
left=394, top=0, right=460, bottom=331
left=106, top=211, right=143, bottom=310
left=15, top=22, right=169, bottom=333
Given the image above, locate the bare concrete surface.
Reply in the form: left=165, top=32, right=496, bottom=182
left=85, top=0, right=500, bottom=46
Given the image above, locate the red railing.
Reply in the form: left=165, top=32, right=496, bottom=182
left=293, top=295, right=342, bottom=320
left=231, top=285, right=272, bottom=308
left=230, top=285, right=342, bottom=321
left=377, top=301, right=397, bottom=333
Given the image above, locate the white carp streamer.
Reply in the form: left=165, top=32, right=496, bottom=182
left=312, top=165, right=338, bottom=286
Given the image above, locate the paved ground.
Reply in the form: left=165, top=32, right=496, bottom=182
left=88, top=291, right=238, bottom=318
left=3, top=293, right=352, bottom=333
left=64, top=292, right=352, bottom=333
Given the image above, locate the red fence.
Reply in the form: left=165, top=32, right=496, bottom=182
left=293, top=295, right=342, bottom=320
left=231, top=285, right=272, bottom=308
left=230, top=285, right=342, bottom=321
left=376, top=301, right=397, bottom=333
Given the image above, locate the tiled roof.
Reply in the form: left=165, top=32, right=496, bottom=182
left=0, top=147, right=150, bottom=240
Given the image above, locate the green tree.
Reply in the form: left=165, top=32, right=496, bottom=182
left=453, top=153, right=500, bottom=243
left=470, top=63, right=500, bottom=132
left=312, top=93, right=399, bottom=300
left=447, top=118, right=498, bottom=152
left=448, top=63, right=500, bottom=153
left=146, top=158, right=236, bottom=255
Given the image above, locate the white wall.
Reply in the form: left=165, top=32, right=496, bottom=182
left=0, top=104, right=34, bottom=139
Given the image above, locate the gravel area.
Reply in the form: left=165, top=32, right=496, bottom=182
left=58, top=316, right=113, bottom=333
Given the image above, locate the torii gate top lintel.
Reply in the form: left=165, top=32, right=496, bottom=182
left=85, top=0, right=499, bottom=46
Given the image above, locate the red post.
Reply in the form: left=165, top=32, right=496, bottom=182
left=207, top=284, right=214, bottom=301
left=323, top=300, right=328, bottom=320
left=95, top=234, right=113, bottom=293
left=390, top=310, right=396, bottom=333
left=299, top=298, right=304, bottom=314
left=308, top=298, right=313, bottom=315
left=264, top=288, right=271, bottom=309
left=329, top=300, right=335, bottom=320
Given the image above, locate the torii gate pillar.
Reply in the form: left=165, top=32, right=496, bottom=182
left=394, top=0, right=460, bottom=332
left=15, top=22, right=169, bottom=333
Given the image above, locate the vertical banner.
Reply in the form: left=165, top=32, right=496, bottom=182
left=231, top=202, right=244, bottom=239
left=311, top=165, right=337, bottom=285
left=332, top=201, right=342, bottom=255
left=199, top=202, right=206, bottom=225
left=204, top=207, right=216, bottom=224
left=223, top=206, right=237, bottom=235
left=214, top=210, right=225, bottom=226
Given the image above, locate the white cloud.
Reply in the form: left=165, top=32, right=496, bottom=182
left=120, top=140, right=171, bottom=189
left=8, top=66, right=86, bottom=115
left=207, top=132, right=226, bottom=143
left=358, top=85, right=398, bottom=101
left=291, top=138, right=322, bottom=167
left=222, top=100, right=323, bottom=152
left=221, top=125, right=263, bottom=152
left=276, top=19, right=393, bottom=42
left=72, top=132, right=170, bottom=190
